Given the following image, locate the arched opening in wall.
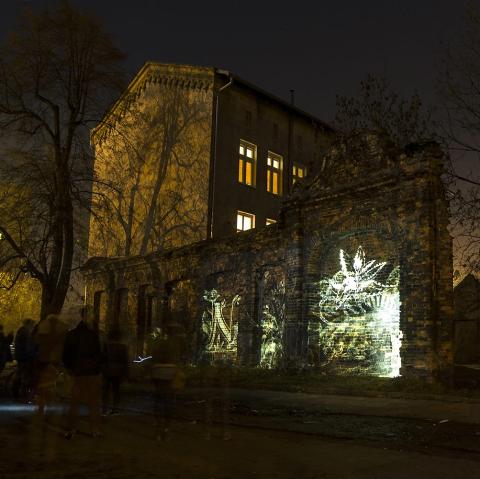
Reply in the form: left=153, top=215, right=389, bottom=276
left=306, top=232, right=402, bottom=377
left=254, top=267, right=286, bottom=368
left=136, top=285, right=151, bottom=357
left=113, top=288, right=129, bottom=336
left=200, top=273, right=241, bottom=364
left=93, top=290, right=107, bottom=333
left=165, top=279, right=197, bottom=362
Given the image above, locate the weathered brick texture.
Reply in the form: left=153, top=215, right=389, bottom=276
left=83, top=131, right=454, bottom=378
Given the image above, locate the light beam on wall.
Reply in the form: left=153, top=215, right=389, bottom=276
left=314, top=246, right=401, bottom=377
left=202, top=289, right=240, bottom=356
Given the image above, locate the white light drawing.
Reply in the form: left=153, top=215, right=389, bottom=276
left=202, top=289, right=241, bottom=353
left=315, top=246, right=402, bottom=377
left=316, top=246, right=388, bottom=323
left=260, top=276, right=286, bottom=369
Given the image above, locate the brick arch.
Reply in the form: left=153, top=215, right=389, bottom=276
left=303, top=225, right=403, bottom=375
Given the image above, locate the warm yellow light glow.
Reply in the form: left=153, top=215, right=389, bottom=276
left=238, top=140, right=256, bottom=187
left=267, top=151, right=282, bottom=195
left=236, top=210, right=255, bottom=232
left=89, top=73, right=213, bottom=257
left=266, top=218, right=276, bottom=226
left=292, top=163, right=306, bottom=184
left=238, top=159, right=243, bottom=182
left=246, top=161, right=252, bottom=185
left=272, top=172, right=278, bottom=194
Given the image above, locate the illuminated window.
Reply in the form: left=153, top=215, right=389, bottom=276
left=292, top=163, right=307, bottom=184
left=238, top=140, right=256, bottom=187
left=236, top=211, right=255, bottom=232
left=266, top=151, right=282, bottom=195
left=266, top=218, right=276, bottom=226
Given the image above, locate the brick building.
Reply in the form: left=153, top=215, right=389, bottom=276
left=89, top=62, right=334, bottom=259
left=84, top=131, right=454, bottom=379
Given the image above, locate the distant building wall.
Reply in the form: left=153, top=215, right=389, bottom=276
left=89, top=64, right=214, bottom=257
left=454, top=275, right=480, bottom=363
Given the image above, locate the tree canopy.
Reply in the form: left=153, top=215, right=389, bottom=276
left=0, top=2, right=125, bottom=318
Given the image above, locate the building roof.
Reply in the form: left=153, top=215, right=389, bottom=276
left=215, top=69, right=334, bottom=133
left=92, top=62, right=334, bottom=142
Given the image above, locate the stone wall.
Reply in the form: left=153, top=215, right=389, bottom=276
left=83, top=131, right=454, bottom=378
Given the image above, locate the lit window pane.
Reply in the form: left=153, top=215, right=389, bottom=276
left=238, top=159, right=243, bottom=182
left=237, top=214, right=243, bottom=231
left=293, top=166, right=297, bottom=176
left=273, top=172, right=278, bottom=194
left=298, top=168, right=304, bottom=178
left=244, top=216, right=251, bottom=230
left=246, top=148, right=253, bottom=158
left=273, top=159, right=279, bottom=169
left=246, top=161, right=252, bottom=185
left=239, top=145, right=245, bottom=155
left=267, top=156, right=272, bottom=166
left=267, top=170, right=271, bottom=191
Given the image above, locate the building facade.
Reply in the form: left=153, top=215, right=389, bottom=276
left=89, top=62, right=334, bottom=258
left=83, top=132, right=454, bottom=379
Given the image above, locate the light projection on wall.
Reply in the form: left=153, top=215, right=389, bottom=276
left=314, top=246, right=401, bottom=377
left=202, top=289, right=241, bottom=355
left=259, top=274, right=286, bottom=369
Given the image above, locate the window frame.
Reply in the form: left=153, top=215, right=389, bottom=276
left=238, top=140, right=257, bottom=187
left=266, top=151, right=283, bottom=196
left=292, top=163, right=307, bottom=185
left=236, top=210, right=256, bottom=232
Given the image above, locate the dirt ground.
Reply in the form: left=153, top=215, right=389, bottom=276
left=2, top=391, right=480, bottom=479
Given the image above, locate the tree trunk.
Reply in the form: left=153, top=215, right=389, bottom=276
left=39, top=163, right=75, bottom=319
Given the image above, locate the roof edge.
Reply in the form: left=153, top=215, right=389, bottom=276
left=214, top=68, right=335, bottom=133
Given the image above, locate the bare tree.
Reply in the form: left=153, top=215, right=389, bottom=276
left=334, top=74, right=434, bottom=147
left=0, top=271, right=40, bottom=333
left=90, top=82, right=212, bottom=257
left=437, top=5, right=480, bottom=275
left=0, top=3, right=124, bottom=318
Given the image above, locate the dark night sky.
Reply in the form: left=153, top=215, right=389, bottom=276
left=0, top=0, right=473, bottom=124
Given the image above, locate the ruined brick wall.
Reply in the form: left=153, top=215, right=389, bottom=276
left=83, top=131, right=453, bottom=378
left=281, top=132, right=454, bottom=377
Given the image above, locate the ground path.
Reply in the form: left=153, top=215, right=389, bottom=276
left=2, top=387, right=480, bottom=478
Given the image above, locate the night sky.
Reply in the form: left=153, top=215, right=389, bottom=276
left=0, top=0, right=473, bottom=125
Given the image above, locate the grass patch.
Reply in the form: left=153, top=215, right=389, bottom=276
left=185, top=366, right=459, bottom=397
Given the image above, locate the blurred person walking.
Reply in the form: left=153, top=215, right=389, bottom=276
left=203, top=357, right=232, bottom=441
left=12, top=319, right=36, bottom=400
left=0, top=324, right=13, bottom=375
left=102, top=329, right=129, bottom=415
left=62, top=307, right=103, bottom=439
left=32, top=314, right=68, bottom=416
left=150, top=323, right=186, bottom=442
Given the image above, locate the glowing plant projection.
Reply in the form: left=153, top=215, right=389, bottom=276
left=314, top=246, right=402, bottom=377
left=259, top=275, right=286, bottom=369
left=202, top=289, right=241, bottom=354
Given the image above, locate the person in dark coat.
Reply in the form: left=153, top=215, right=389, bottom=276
left=102, top=329, right=129, bottom=415
left=32, top=314, right=68, bottom=416
left=0, top=324, right=13, bottom=375
left=12, top=319, right=36, bottom=400
left=62, top=307, right=103, bottom=438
